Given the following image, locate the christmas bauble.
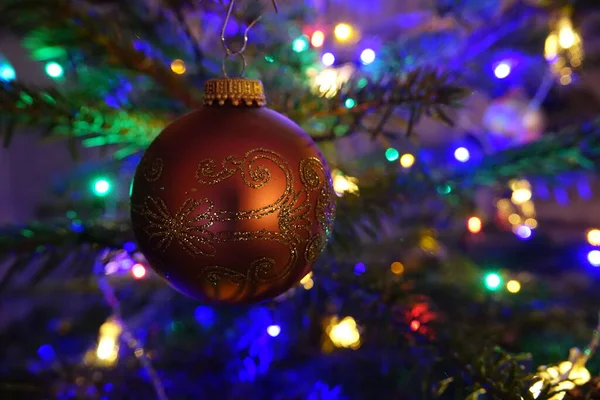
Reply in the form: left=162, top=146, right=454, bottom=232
left=482, top=89, right=544, bottom=150
left=130, top=78, right=336, bottom=304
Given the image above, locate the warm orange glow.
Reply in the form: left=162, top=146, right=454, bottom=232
left=467, top=217, right=482, bottom=233
left=311, top=30, right=325, bottom=48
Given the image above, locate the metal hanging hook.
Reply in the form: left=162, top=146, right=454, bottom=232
left=220, top=0, right=279, bottom=77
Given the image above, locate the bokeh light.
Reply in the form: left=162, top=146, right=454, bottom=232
left=454, top=147, right=470, bottom=162
left=334, top=23, right=353, bottom=42
left=586, top=229, right=600, bottom=246
left=467, top=217, right=482, bottom=234
left=45, top=62, right=64, bottom=78
left=170, top=59, right=186, bottom=74
left=360, top=49, right=376, bottom=65
left=267, top=325, right=281, bottom=337
left=494, top=62, right=511, bottom=79
left=311, top=30, right=325, bottom=48
left=385, top=148, right=399, bottom=162
left=484, top=273, right=502, bottom=291
left=390, top=262, right=404, bottom=275
left=132, top=264, right=147, bottom=279
left=322, top=52, right=335, bottom=66
left=400, top=153, right=415, bottom=168
left=506, top=280, right=521, bottom=293
left=588, top=250, right=600, bottom=267
left=92, top=178, right=111, bottom=197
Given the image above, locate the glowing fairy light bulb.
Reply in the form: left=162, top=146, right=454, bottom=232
left=332, top=170, right=359, bottom=197
left=360, top=49, right=376, bottom=65
left=311, top=30, right=325, bottom=48
left=327, top=317, right=361, bottom=349
left=267, top=325, right=281, bottom=337
left=586, top=229, right=600, bottom=246
left=467, top=217, right=482, bottom=234
left=558, top=18, right=575, bottom=49
left=506, top=280, right=521, bottom=293
left=334, top=23, right=353, bottom=42
left=400, top=153, right=415, bottom=168
left=484, top=273, right=501, bottom=291
left=512, top=188, right=532, bottom=204
left=95, top=318, right=122, bottom=365
left=171, top=59, right=186, bottom=74
left=322, top=52, right=335, bottom=67
left=494, top=62, right=511, bottom=79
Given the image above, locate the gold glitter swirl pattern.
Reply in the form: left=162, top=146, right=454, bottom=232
left=305, top=234, right=325, bottom=264
left=139, top=156, right=164, bottom=182
left=299, top=158, right=323, bottom=191
left=140, top=197, right=217, bottom=256
left=135, top=148, right=336, bottom=293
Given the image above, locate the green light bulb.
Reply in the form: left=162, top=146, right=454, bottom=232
left=484, top=273, right=502, bottom=291
left=0, top=65, right=16, bottom=81
left=45, top=62, right=64, bottom=78
left=344, top=98, right=356, bottom=109
left=292, top=36, right=309, bottom=53
left=385, top=148, right=399, bottom=162
left=92, top=178, right=111, bottom=197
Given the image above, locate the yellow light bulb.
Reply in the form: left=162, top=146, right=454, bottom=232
left=400, top=153, right=415, bottom=168
left=467, top=216, right=482, bottom=234
left=506, top=280, right=521, bottom=293
left=558, top=18, right=575, bottom=49
left=327, top=317, right=361, bottom=349
left=511, top=188, right=532, bottom=204
left=332, top=170, right=359, bottom=196
left=334, top=23, right=353, bottom=42
left=587, top=229, right=600, bottom=246
left=524, top=218, right=538, bottom=229
left=96, top=337, right=118, bottom=361
left=508, top=214, right=521, bottom=225
left=171, top=59, right=186, bottom=74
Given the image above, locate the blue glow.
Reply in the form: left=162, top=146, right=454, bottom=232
left=354, top=262, right=366, bottom=275
left=194, top=306, right=215, bottom=328
left=494, top=62, right=511, bottom=79
left=454, top=147, right=470, bottom=162
left=123, top=241, right=136, bottom=252
left=588, top=250, right=600, bottom=267
left=0, top=64, right=16, bottom=81
left=515, top=225, right=532, bottom=240
left=322, top=52, right=335, bottom=67
left=360, top=49, right=376, bottom=65
left=37, top=344, right=55, bottom=361
left=70, top=220, right=84, bottom=233
left=266, top=325, right=281, bottom=337
left=103, top=383, right=114, bottom=392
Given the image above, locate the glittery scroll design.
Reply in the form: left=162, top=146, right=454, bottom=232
left=134, top=148, right=335, bottom=295
left=138, top=155, right=164, bottom=182
left=299, top=157, right=337, bottom=258
left=140, top=197, right=217, bottom=257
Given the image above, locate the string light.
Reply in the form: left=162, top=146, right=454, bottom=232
left=400, top=153, right=415, bottom=168
left=506, top=280, right=521, bottom=293
left=93, top=318, right=122, bottom=366
left=360, top=49, right=376, bottom=65
left=588, top=250, right=600, bottom=267
left=385, top=148, right=399, bottom=162
left=454, top=147, right=470, bottom=162
left=390, top=262, right=404, bottom=275
left=45, top=62, right=64, bottom=78
left=494, top=62, right=511, bottom=79
left=332, top=169, right=359, bottom=196
left=344, top=98, right=356, bottom=108
left=515, top=225, right=532, bottom=240
left=586, top=229, right=600, bottom=246
left=0, top=64, right=16, bottom=82
left=170, top=59, right=186, bottom=74
left=267, top=325, right=281, bottom=337
left=300, top=272, right=314, bottom=290
left=322, top=52, right=335, bottom=67
left=467, top=217, right=482, bottom=234
left=334, top=23, right=353, bottom=42
left=530, top=360, right=591, bottom=399
left=92, top=178, right=111, bottom=197
left=484, top=273, right=502, bottom=291
left=292, top=36, right=309, bottom=53
left=512, top=188, right=532, bottom=204
left=132, top=263, right=147, bottom=279
left=311, top=30, right=325, bottom=48
left=327, top=317, right=361, bottom=349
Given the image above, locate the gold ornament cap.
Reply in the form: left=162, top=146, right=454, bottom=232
left=204, top=78, right=267, bottom=107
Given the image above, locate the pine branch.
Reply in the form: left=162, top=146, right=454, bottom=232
left=0, top=68, right=467, bottom=152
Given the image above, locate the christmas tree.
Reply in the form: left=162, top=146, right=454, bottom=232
left=1, top=0, right=600, bottom=398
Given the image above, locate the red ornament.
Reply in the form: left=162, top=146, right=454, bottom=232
left=130, top=78, right=336, bottom=304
